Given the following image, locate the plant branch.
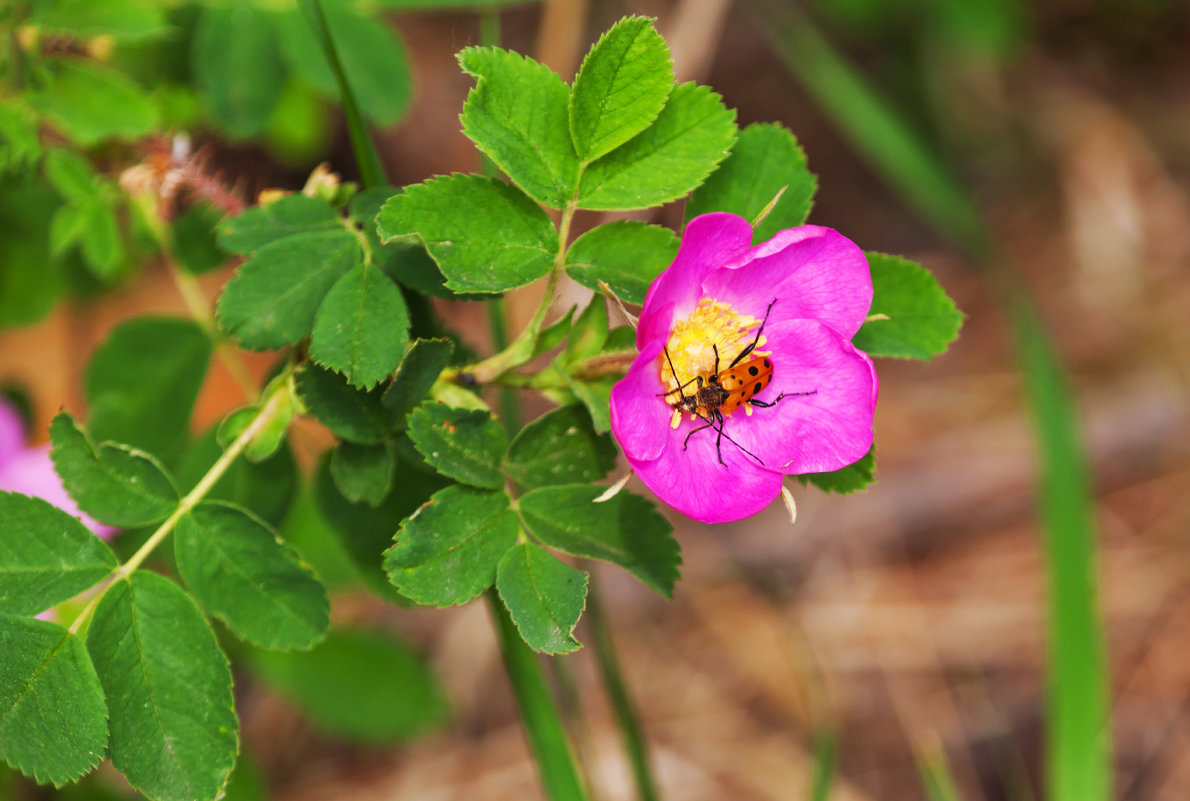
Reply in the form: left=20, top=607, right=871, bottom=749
left=489, top=591, right=592, bottom=801
left=67, top=367, right=296, bottom=636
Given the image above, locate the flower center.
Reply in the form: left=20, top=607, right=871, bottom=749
left=659, top=298, right=768, bottom=426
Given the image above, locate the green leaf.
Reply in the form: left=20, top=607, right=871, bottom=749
left=852, top=252, right=963, bottom=359
left=797, top=446, right=875, bottom=494
left=381, top=338, right=454, bottom=423
left=314, top=449, right=446, bottom=601
left=569, top=16, right=674, bottom=162
left=86, top=573, right=237, bottom=801
left=376, top=174, right=558, bottom=293
left=33, top=0, right=167, bottom=40
left=218, top=195, right=341, bottom=256
left=76, top=197, right=125, bottom=280
left=350, top=187, right=464, bottom=299
left=533, top=306, right=575, bottom=357
left=173, top=203, right=229, bottom=276
left=564, top=221, right=678, bottom=305
left=49, top=412, right=178, bottom=528
left=294, top=363, right=396, bottom=444
left=276, top=5, right=412, bottom=126
left=685, top=122, right=818, bottom=241
left=176, top=427, right=298, bottom=528
left=192, top=5, right=286, bottom=138
left=0, top=184, right=65, bottom=328
left=310, top=263, right=410, bottom=389
left=0, top=615, right=107, bottom=786
left=563, top=297, right=609, bottom=364
left=496, top=543, right=586, bottom=654
left=44, top=148, right=96, bottom=202
left=518, top=485, right=679, bottom=597
left=216, top=393, right=295, bottom=464
left=384, top=485, right=518, bottom=606
left=563, top=373, right=614, bottom=433
left=458, top=46, right=578, bottom=209
left=576, top=82, right=737, bottom=210
left=175, top=501, right=329, bottom=651
left=84, top=317, right=212, bottom=463
left=329, top=441, right=393, bottom=507
left=32, top=58, right=157, bottom=146
left=0, top=101, right=43, bottom=173
left=406, top=404, right=508, bottom=489
left=503, top=406, right=616, bottom=489
left=0, top=492, right=118, bottom=616
left=245, top=626, right=448, bottom=744
left=217, top=229, right=359, bottom=350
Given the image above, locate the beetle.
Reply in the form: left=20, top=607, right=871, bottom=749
left=661, top=299, right=816, bottom=466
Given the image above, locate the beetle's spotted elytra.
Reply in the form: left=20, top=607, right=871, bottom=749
left=659, top=299, right=816, bottom=467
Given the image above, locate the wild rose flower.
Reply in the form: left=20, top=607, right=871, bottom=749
left=0, top=398, right=115, bottom=539
left=609, top=213, right=878, bottom=523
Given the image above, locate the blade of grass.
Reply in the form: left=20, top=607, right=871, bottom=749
left=916, top=736, right=965, bottom=801
left=749, top=4, right=1112, bottom=798
left=489, top=592, right=592, bottom=801
left=586, top=574, right=661, bottom=801
left=1013, top=298, right=1111, bottom=801
left=296, top=0, right=386, bottom=189
left=809, top=729, right=838, bottom=801
left=750, top=0, right=987, bottom=253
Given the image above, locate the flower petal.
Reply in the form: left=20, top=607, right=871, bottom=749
left=701, top=225, right=872, bottom=339
left=609, top=339, right=671, bottom=463
left=730, top=319, right=877, bottom=475
left=0, top=399, right=23, bottom=465
left=637, top=213, right=753, bottom=349
left=626, top=426, right=783, bottom=524
left=0, top=445, right=117, bottom=539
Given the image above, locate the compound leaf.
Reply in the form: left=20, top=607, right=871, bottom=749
left=0, top=615, right=107, bottom=786
left=86, top=573, right=237, bottom=801
left=175, top=501, right=329, bottom=651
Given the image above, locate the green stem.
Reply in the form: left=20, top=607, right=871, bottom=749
left=297, top=0, right=386, bottom=189
left=489, top=591, right=592, bottom=801
left=67, top=367, right=296, bottom=636
left=586, top=575, right=660, bottom=801
left=462, top=201, right=577, bottom=383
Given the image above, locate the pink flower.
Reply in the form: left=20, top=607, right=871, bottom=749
left=609, top=213, right=878, bottom=523
left=0, top=399, right=116, bottom=539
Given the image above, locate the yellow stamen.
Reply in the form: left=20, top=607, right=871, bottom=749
left=659, top=298, right=770, bottom=418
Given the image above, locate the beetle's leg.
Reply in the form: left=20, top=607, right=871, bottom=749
left=729, top=298, right=779, bottom=369
left=750, top=388, right=817, bottom=408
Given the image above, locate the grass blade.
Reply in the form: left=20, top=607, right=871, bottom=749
left=750, top=0, right=987, bottom=252
left=809, top=729, right=838, bottom=801
left=1013, top=299, right=1111, bottom=801
left=750, top=5, right=1112, bottom=797
left=296, top=0, right=386, bottom=189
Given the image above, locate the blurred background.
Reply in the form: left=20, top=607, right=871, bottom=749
left=2, top=0, right=1189, bottom=799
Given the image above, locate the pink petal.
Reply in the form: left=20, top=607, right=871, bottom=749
left=0, top=445, right=117, bottom=540
left=731, top=319, right=877, bottom=475
left=701, top=226, right=872, bottom=339
left=609, top=339, right=671, bottom=463
left=637, top=213, right=754, bottom=349
left=0, top=400, right=24, bottom=465
left=626, top=424, right=783, bottom=524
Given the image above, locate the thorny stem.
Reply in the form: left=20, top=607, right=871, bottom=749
left=67, top=367, right=295, bottom=636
